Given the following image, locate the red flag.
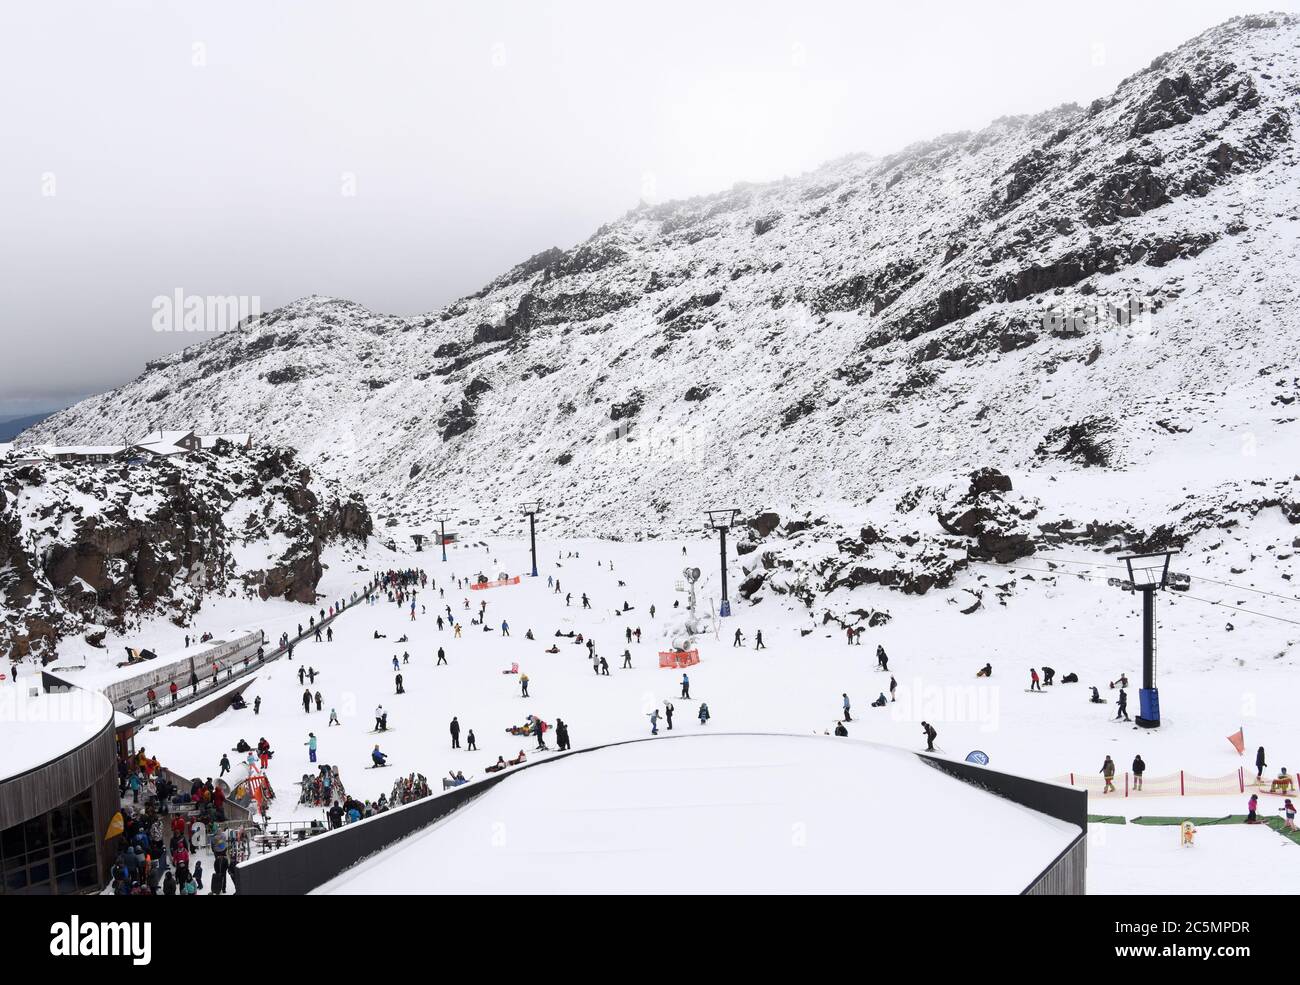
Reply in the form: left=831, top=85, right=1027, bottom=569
left=1227, top=728, right=1245, bottom=755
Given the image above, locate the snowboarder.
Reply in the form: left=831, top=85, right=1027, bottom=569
left=467, top=729, right=477, bottom=751
left=648, top=708, right=660, bottom=735
left=437, top=646, right=447, bottom=665
left=698, top=702, right=710, bottom=726
left=395, top=672, right=405, bottom=694
left=842, top=692, right=852, bottom=722
left=374, top=705, right=386, bottom=731
left=976, top=662, right=992, bottom=678
left=1041, top=666, right=1055, bottom=686
left=664, top=701, right=674, bottom=730
left=834, top=721, right=848, bottom=737
left=1115, top=688, right=1130, bottom=722
left=1029, top=668, right=1041, bottom=692
left=876, top=645, right=888, bottom=671
left=371, top=745, right=388, bottom=768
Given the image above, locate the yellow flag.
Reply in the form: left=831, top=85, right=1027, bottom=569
left=104, top=811, right=124, bottom=840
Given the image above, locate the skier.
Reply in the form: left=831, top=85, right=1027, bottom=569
left=450, top=717, right=461, bottom=749
left=1132, top=754, right=1145, bottom=791
left=305, top=732, right=317, bottom=763
left=1115, top=688, right=1130, bottom=722
left=1101, top=755, right=1116, bottom=794
left=501, top=620, right=510, bottom=637
left=328, top=707, right=340, bottom=726
left=842, top=692, right=852, bottom=722
left=921, top=721, right=937, bottom=752
left=680, top=673, right=691, bottom=699
left=1279, top=799, right=1298, bottom=832
left=698, top=702, right=710, bottom=726
left=374, top=704, right=386, bottom=732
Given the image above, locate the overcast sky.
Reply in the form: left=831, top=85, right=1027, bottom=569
left=0, top=0, right=1283, bottom=416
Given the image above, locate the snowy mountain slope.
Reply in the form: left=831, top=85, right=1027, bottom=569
left=26, top=15, right=1300, bottom=554
left=0, top=445, right=372, bottom=659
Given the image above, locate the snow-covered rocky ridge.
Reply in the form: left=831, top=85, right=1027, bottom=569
left=26, top=16, right=1300, bottom=590
left=0, top=444, right=372, bottom=660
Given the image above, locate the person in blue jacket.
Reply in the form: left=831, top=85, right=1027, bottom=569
left=698, top=702, right=711, bottom=725
left=371, top=745, right=387, bottom=767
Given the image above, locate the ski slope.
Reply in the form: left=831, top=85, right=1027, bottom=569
left=59, top=525, right=1299, bottom=893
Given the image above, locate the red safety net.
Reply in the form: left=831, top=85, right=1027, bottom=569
left=658, top=649, right=700, bottom=668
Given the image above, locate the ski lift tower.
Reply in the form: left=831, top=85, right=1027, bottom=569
left=1119, top=551, right=1176, bottom=729
left=431, top=514, right=453, bottom=563
left=522, top=502, right=542, bottom=578
left=704, top=508, right=739, bottom=618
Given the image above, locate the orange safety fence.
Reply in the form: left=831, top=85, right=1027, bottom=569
left=470, top=576, right=521, bottom=590
left=658, top=649, right=700, bottom=669
left=1050, top=767, right=1247, bottom=798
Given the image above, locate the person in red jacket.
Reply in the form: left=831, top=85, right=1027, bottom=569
left=1029, top=668, right=1041, bottom=692
left=169, top=680, right=178, bottom=704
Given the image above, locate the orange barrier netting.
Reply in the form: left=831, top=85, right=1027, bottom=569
left=659, top=649, right=700, bottom=669
left=470, top=576, right=521, bottom=590
left=1050, top=767, right=1247, bottom=798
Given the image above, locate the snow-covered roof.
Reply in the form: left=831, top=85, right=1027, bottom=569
left=137, top=429, right=196, bottom=445
left=0, top=687, right=114, bottom=784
